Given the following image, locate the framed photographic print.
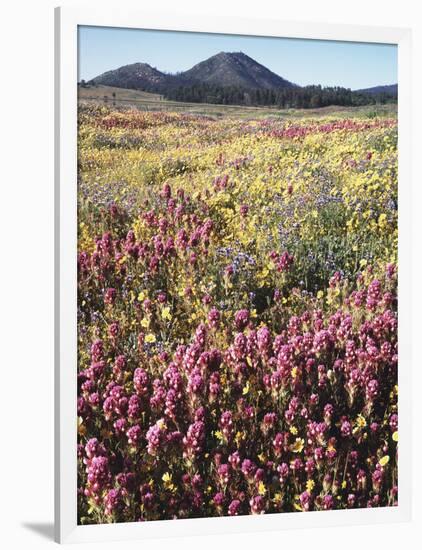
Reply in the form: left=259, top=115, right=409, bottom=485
left=55, top=6, right=412, bottom=543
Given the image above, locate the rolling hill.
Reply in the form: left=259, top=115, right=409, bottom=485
left=355, top=84, right=398, bottom=96
left=88, top=62, right=175, bottom=91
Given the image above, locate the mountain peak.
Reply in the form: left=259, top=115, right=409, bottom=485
left=183, top=52, right=296, bottom=89
left=210, top=51, right=258, bottom=65
left=89, top=61, right=170, bottom=90
left=214, top=51, right=248, bottom=58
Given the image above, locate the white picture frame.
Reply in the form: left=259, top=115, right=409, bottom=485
left=55, top=6, right=412, bottom=543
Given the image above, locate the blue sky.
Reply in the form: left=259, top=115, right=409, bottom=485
left=78, top=26, right=397, bottom=90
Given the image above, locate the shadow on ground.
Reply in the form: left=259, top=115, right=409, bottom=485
left=22, top=522, right=54, bottom=541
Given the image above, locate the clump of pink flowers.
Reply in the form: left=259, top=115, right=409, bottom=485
left=77, top=177, right=398, bottom=524
left=77, top=257, right=398, bottom=523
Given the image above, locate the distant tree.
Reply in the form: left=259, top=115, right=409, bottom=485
left=159, top=80, right=395, bottom=109
left=310, top=94, right=321, bottom=108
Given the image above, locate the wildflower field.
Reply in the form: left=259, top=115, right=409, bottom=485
left=77, top=103, right=398, bottom=523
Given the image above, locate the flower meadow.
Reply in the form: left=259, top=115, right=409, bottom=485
left=77, top=103, right=398, bottom=524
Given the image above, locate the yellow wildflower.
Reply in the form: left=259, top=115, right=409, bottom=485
left=258, top=482, right=266, bottom=496
left=291, top=438, right=305, bottom=453
left=273, top=493, right=283, bottom=504
left=162, top=472, right=172, bottom=483
left=162, top=472, right=175, bottom=492
left=161, top=306, right=172, bottom=321
left=214, top=430, right=224, bottom=442
left=379, top=455, right=390, bottom=467
left=306, top=479, right=315, bottom=492
left=356, top=414, right=367, bottom=428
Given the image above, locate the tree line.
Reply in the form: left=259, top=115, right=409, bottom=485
left=163, top=83, right=397, bottom=108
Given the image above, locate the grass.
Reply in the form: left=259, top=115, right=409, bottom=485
left=78, top=84, right=397, bottom=120
left=78, top=84, right=164, bottom=102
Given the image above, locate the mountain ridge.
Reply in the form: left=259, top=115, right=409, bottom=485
left=84, top=52, right=397, bottom=109
left=355, top=83, right=398, bottom=96
left=88, top=62, right=173, bottom=91
left=88, top=52, right=297, bottom=91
